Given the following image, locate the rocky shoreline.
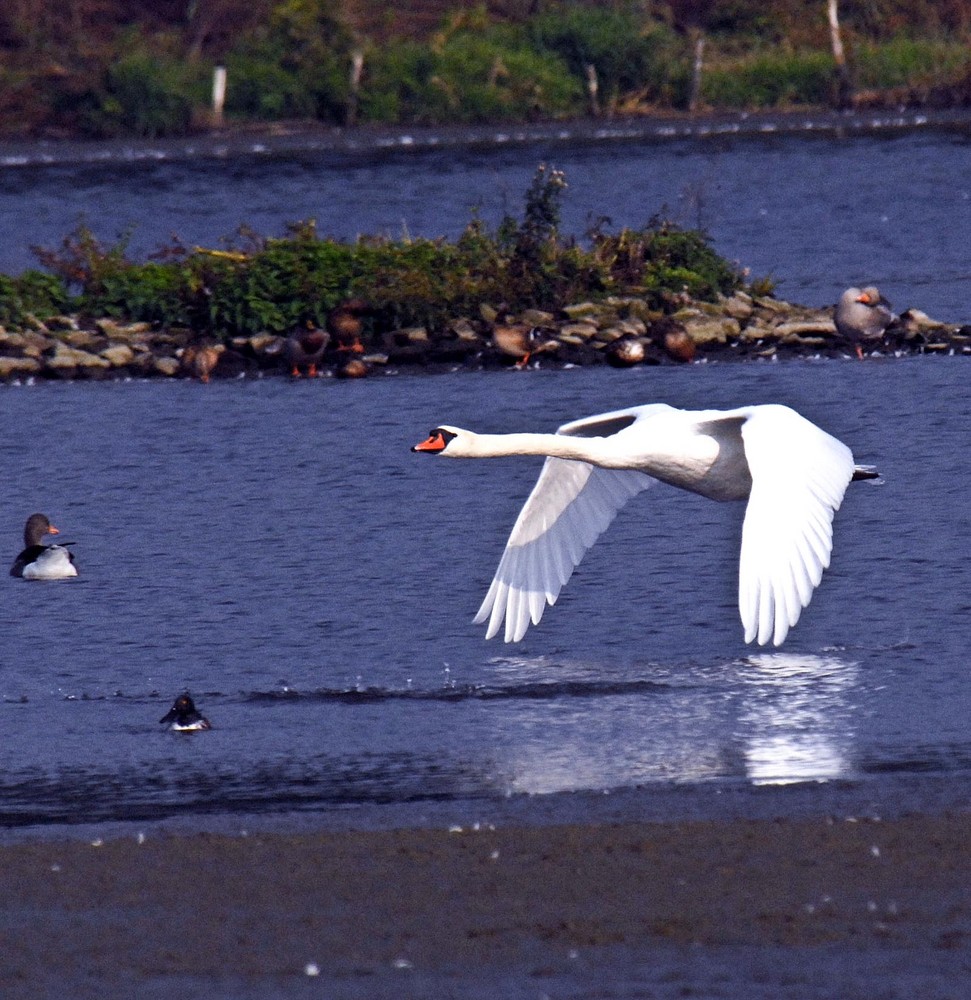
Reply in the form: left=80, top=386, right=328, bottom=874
left=1, top=291, right=968, bottom=383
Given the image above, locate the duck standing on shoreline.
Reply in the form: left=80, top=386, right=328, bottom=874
left=326, top=299, right=371, bottom=355
left=10, top=513, right=79, bottom=579
left=284, top=322, right=330, bottom=377
left=181, top=343, right=225, bottom=382
left=491, top=317, right=559, bottom=369
left=605, top=333, right=647, bottom=367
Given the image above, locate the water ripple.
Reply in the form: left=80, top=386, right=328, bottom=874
left=245, top=677, right=673, bottom=704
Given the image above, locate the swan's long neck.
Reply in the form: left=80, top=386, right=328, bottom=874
left=448, top=426, right=750, bottom=501
left=457, top=431, right=600, bottom=463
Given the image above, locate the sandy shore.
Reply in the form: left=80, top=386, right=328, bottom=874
left=1, top=809, right=968, bottom=999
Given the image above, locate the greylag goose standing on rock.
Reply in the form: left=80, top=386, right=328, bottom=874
left=10, top=513, right=78, bottom=579
left=414, top=403, right=878, bottom=647
left=835, top=286, right=894, bottom=358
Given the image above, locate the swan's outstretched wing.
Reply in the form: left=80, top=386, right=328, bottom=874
left=737, top=406, right=855, bottom=646
left=474, top=457, right=655, bottom=642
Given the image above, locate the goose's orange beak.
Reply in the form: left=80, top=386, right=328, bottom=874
left=47, top=524, right=60, bottom=535
left=412, top=432, right=446, bottom=453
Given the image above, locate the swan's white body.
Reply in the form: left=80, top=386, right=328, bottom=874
left=414, top=403, right=860, bottom=646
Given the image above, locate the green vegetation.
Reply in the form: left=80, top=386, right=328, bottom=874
left=3, top=166, right=742, bottom=338
left=853, top=36, right=971, bottom=89
left=3, top=2, right=971, bottom=138
left=0, top=271, right=68, bottom=328
left=224, top=2, right=356, bottom=122
left=702, top=50, right=836, bottom=108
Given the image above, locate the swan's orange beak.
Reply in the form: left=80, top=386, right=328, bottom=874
left=412, top=432, right=446, bottom=453
left=47, top=524, right=60, bottom=535
left=856, top=291, right=873, bottom=304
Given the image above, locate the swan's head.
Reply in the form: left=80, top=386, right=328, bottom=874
left=412, top=426, right=465, bottom=455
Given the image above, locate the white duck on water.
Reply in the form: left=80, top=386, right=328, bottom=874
left=413, top=403, right=877, bottom=646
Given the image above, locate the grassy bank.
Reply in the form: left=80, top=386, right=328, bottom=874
left=3, top=2, right=971, bottom=139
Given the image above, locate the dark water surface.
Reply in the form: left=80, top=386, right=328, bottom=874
left=0, top=359, right=968, bottom=836
left=2, top=119, right=971, bottom=321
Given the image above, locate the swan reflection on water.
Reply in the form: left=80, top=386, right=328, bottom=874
left=489, top=652, right=861, bottom=796
left=484, top=654, right=733, bottom=796
left=738, top=652, right=860, bottom=785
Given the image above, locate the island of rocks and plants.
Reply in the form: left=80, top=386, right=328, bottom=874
left=0, top=164, right=967, bottom=383
left=4, top=3, right=971, bottom=380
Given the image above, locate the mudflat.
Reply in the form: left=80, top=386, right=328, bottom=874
left=1, top=811, right=968, bottom=999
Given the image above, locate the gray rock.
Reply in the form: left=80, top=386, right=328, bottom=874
left=561, top=302, right=601, bottom=319
left=677, top=313, right=740, bottom=345
left=448, top=319, right=480, bottom=341
left=45, top=344, right=111, bottom=371
left=153, top=356, right=181, bottom=377
left=100, top=344, right=137, bottom=367
left=0, top=356, right=42, bottom=378
left=519, top=308, right=557, bottom=327
left=722, top=292, right=754, bottom=320
left=557, top=321, right=599, bottom=341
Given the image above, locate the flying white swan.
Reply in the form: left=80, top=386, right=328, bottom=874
left=413, top=403, right=874, bottom=646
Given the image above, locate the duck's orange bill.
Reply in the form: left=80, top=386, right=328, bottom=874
left=413, top=432, right=446, bottom=453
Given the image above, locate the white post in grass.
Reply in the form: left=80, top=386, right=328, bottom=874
left=347, top=50, right=364, bottom=125
left=827, top=0, right=853, bottom=107
left=689, top=30, right=705, bottom=112
left=585, top=64, right=600, bottom=116
left=212, top=65, right=227, bottom=125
